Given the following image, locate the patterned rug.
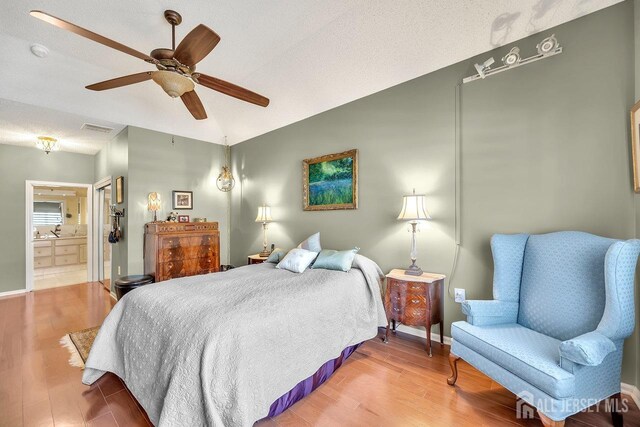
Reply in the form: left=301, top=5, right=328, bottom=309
left=60, top=326, right=100, bottom=368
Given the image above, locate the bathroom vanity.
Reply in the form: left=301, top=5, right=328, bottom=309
left=34, top=236, right=87, bottom=268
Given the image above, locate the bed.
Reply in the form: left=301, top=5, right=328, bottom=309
left=82, top=254, right=387, bottom=426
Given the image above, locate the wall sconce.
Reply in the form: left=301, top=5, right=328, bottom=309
left=216, top=137, right=235, bottom=192
left=255, top=205, right=273, bottom=257
left=397, top=189, right=431, bottom=276
left=148, top=192, right=161, bottom=222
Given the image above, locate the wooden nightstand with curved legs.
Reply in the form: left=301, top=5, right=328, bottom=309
left=383, top=269, right=446, bottom=357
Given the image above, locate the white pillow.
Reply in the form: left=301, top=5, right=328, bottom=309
left=297, top=232, right=322, bottom=253
left=276, top=248, right=318, bottom=273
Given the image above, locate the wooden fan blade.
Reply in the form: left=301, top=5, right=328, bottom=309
left=197, top=74, right=269, bottom=107
left=30, top=10, right=154, bottom=62
left=86, top=72, right=153, bottom=91
left=174, top=24, right=220, bottom=66
left=181, top=90, right=207, bottom=120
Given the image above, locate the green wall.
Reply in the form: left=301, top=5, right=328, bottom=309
left=0, top=144, right=94, bottom=293
left=94, top=128, right=129, bottom=286
left=230, top=2, right=638, bottom=385
left=126, top=126, right=230, bottom=273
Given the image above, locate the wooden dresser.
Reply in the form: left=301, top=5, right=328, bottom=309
left=384, top=269, right=446, bottom=356
left=144, top=222, right=220, bottom=282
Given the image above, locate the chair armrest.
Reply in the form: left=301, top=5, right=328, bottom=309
left=559, top=331, right=616, bottom=366
left=461, top=300, right=519, bottom=326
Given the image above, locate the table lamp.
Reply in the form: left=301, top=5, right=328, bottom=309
left=397, top=189, right=430, bottom=275
left=255, top=205, right=273, bottom=257
left=148, top=192, right=161, bottom=222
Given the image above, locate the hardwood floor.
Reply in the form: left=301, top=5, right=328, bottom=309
left=1, top=283, right=638, bottom=427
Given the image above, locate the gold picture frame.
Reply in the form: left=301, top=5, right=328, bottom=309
left=303, top=149, right=358, bottom=211
left=115, top=176, right=124, bottom=204
left=631, top=100, right=640, bottom=192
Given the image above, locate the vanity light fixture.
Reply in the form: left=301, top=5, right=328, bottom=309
left=255, top=205, right=273, bottom=257
left=36, top=136, right=59, bottom=154
left=216, top=137, right=235, bottom=192
left=464, top=34, right=562, bottom=84
left=397, top=189, right=431, bottom=276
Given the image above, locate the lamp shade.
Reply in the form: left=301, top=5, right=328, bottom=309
left=255, top=205, right=273, bottom=223
left=148, top=192, right=161, bottom=212
left=397, top=191, right=430, bottom=221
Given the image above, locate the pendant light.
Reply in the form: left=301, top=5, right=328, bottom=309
left=216, top=136, right=235, bottom=192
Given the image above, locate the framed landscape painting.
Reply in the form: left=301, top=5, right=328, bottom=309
left=303, top=149, right=358, bottom=211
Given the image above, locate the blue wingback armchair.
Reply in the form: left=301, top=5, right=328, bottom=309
left=448, top=231, right=640, bottom=427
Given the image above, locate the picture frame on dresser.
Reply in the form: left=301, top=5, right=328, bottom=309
left=172, top=190, right=193, bottom=209
left=178, top=215, right=190, bottom=223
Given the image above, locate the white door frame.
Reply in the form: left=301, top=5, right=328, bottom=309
left=25, top=180, right=94, bottom=291
left=93, top=176, right=112, bottom=283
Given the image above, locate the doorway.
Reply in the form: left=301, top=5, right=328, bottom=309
left=96, top=182, right=112, bottom=291
left=25, top=181, right=93, bottom=291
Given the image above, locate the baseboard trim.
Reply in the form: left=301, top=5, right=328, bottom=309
left=621, top=382, right=640, bottom=408
left=0, top=288, right=28, bottom=299
left=394, top=324, right=452, bottom=346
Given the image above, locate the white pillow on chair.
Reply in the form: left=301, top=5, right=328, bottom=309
left=276, top=248, right=318, bottom=273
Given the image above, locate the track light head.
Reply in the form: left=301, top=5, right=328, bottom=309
left=537, top=34, right=558, bottom=55
left=473, top=57, right=495, bottom=79
left=502, top=47, right=520, bottom=67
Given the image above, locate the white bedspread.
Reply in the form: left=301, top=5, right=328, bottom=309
left=82, top=255, right=387, bottom=426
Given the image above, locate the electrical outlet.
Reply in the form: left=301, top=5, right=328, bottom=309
left=454, top=288, right=466, bottom=303
left=117, top=266, right=121, bottom=275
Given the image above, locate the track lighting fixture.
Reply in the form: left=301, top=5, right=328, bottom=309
left=464, top=34, right=562, bottom=84
left=502, top=47, right=521, bottom=67
left=536, top=34, right=558, bottom=55
left=474, top=57, right=495, bottom=79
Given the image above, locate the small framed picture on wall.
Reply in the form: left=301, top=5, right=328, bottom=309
left=115, top=176, right=124, bottom=204
left=172, top=190, right=193, bottom=209
left=178, top=215, right=190, bottom=223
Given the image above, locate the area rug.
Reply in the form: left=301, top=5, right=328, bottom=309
left=60, top=326, right=100, bottom=368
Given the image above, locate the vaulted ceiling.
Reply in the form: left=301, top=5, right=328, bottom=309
left=0, top=0, right=621, bottom=151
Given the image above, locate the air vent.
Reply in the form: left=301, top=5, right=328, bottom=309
left=81, top=123, right=113, bottom=133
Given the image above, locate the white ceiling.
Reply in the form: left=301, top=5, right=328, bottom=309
left=0, top=0, right=622, bottom=152
left=0, top=99, right=125, bottom=154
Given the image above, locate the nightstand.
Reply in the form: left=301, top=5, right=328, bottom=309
left=247, top=254, right=269, bottom=265
left=384, top=269, right=446, bottom=356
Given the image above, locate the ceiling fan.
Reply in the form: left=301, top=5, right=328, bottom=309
left=30, top=10, right=269, bottom=120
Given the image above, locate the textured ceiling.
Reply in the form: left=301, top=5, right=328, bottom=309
left=0, top=0, right=622, bottom=151
left=0, top=99, right=124, bottom=155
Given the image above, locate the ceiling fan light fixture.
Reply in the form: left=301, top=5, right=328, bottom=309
left=152, top=70, right=194, bottom=98
left=36, top=136, right=59, bottom=154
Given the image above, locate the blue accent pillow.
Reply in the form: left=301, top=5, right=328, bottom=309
left=276, top=248, right=318, bottom=273
left=312, top=247, right=360, bottom=272
left=266, top=248, right=286, bottom=263
left=297, top=232, right=322, bottom=253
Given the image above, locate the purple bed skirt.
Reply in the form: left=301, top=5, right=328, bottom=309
left=265, top=343, right=361, bottom=418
